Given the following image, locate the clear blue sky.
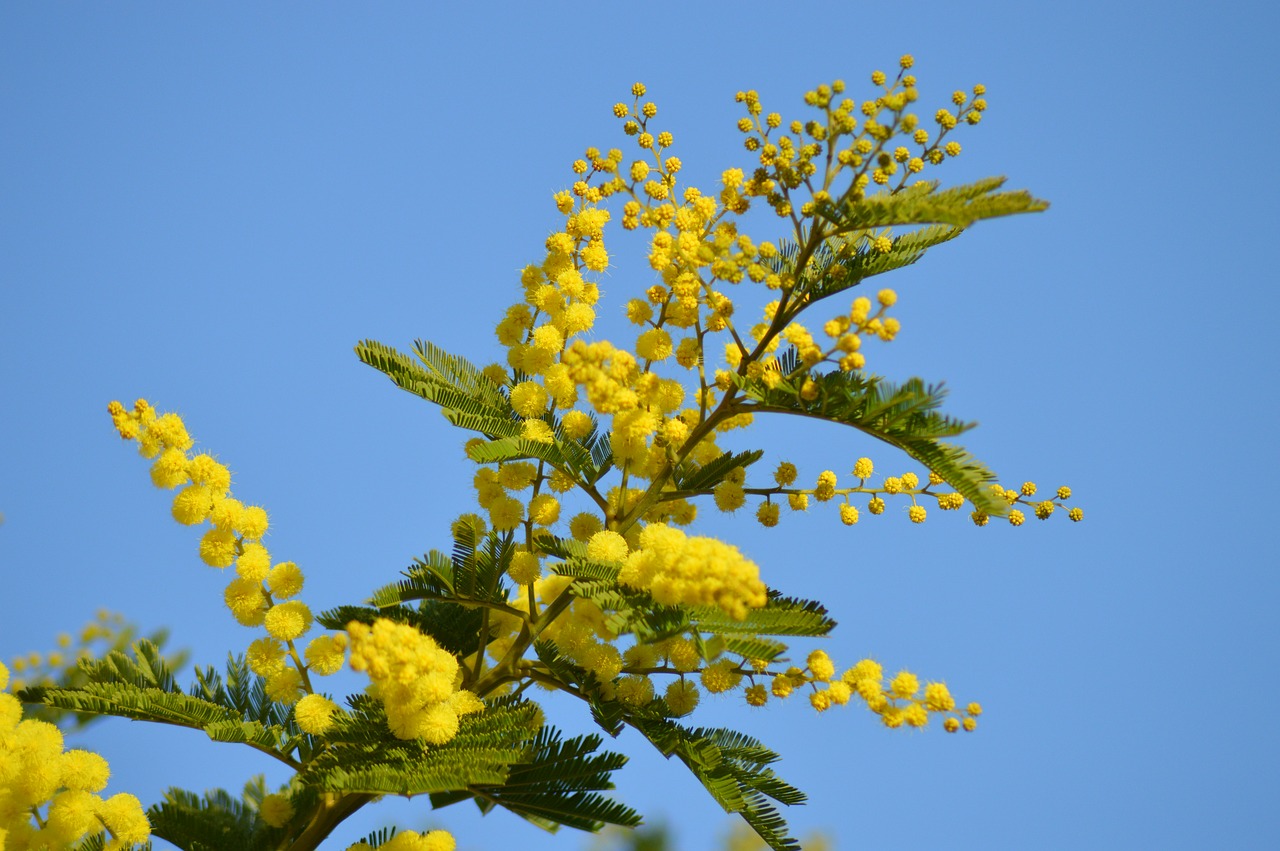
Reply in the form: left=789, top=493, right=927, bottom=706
left=3, top=3, right=1277, bottom=849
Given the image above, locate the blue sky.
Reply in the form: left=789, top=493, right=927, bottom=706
left=2, top=3, right=1278, bottom=849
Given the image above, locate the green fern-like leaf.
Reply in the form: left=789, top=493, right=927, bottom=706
left=147, top=784, right=269, bottom=851
left=733, top=368, right=1005, bottom=514
left=466, top=433, right=567, bottom=468
left=689, top=591, right=835, bottom=638
left=436, top=726, right=641, bottom=834
left=671, top=449, right=765, bottom=494
left=412, top=339, right=508, bottom=407
left=629, top=719, right=801, bottom=851
left=303, top=696, right=540, bottom=797
left=21, top=680, right=238, bottom=730
left=551, top=558, right=621, bottom=582
left=721, top=635, right=788, bottom=664
left=816, top=176, right=1049, bottom=231
left=799, top=224, right=964, bottom=303
left=355, top=339, right=518, bottom=438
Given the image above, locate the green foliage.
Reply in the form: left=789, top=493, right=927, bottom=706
left=731, top=358, right=1005, bottom=513
left=354, top=339, right=518, bottom=439
left=147, top=781, right=277, bottom=851
left=630, top=721, right=805, bottom=851
left=303, top=696, right=540, bottom=796
left=671, top=449, right=765, bottom=495
left=791, top=224, right=964, bottom=304
left=816, top=175, right=1048, bottom=231
left=432, top=726, right=642, bottom=833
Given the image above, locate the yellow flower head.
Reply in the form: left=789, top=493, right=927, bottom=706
left=264, top=601, right=313, bottom=642
left=294, top=693, right=341, bottom=735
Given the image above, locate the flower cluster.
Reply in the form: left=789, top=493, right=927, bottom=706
left=586, top=643, right=979, bottom=732
left=753, top=460, right=1083, bottom=527
left=789, top=652, right=982, bottom=732
left=347, top=619, right=482, bottom=744
left=108, top=400, right=350, bottom=717
left=435, top=72, right=1036, bottom=739
left=971, top=481, right=1083, bottom=527
left=734, top=57, right=985, bottom=209
left=0, top=661, right=151, bottom=849
left=613, top=524, right=767, bottom=620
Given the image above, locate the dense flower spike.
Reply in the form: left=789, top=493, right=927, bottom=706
left=347, top=618, right=482, bottom=743
left=618, top=524, right=767, bottom=620
left=0, top=661, right=152, bottom=848
left=107, top=400, right=348, bottom=717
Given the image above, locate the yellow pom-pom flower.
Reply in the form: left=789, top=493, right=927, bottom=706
left=665, top=679, right=700, bottom=716
left=510, top=381, right=549, bottom=418
left=586, top=530, right=629, bottom=564
left=294, top=693, right=341, bottom=735
left=236, top=543, right=272, bottom=582
left=224, top=578, right=268, bottom=626
left=304, top=633, right=348, bottom=676
left=807, top=650, right=835, bottom=682
left=259, top=793, right=294, bottom=828
left=507, top=550, right=542, bottom=585
left=889, top=670, right=919, bottom=698
left=264, top=601, right=313, bottom=642
left=267, top=561, right=305, bottom=599
left=699, top=660, right=743, bottom=694
left=199, top=529, right=237, bottom=568
left=149, top=448, right=190, bottom=490
left=239, top=505, right=269, bottom=540
left=171, top=484, right=214, bottom=525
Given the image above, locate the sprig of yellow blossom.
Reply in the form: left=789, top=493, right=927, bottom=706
left=438, top=63, right=1071, bottom=733
left=753, top=460, right=1083, bottom=527
left=106, top=399, right=467, bottom=848
left=92, top=60, right=1069, bottom=849
left=0, top=660, right=152, bottom=849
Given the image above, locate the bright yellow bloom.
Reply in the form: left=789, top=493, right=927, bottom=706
left=268, top=561, right=305, bottom=599
left=618, top=523, right=766, bottom=620
left=700, top=660, right=743, bottom=694
left=264, top=601, right=313, bottom=642
left=236, top=542, right=271, bottom=581
left=665, top=680, right=699, bottom=716
left=347, top=618, right=476, bottom=743
left=294, top=693, right=341, bottom=735
left=171, top=484, right=214, bottom=525
left=246, top=637, right=288, bottom=678
left=199, top=528, right=237, bottom=568
left=807, top=650, right=835, bottom=682
left=508, top=550, right=541, bottom=585
left=98, top=792, right=152, bottom=844
left=259, top=793, right=294, bottom=828
left=889, top=670, right=919, bottom=698
left=301, top=634, right=346, bottom=676
left=924, top=682, right=955, bottom=712
left=239, top=505, right=269, bottom=540
left=587, top=530, right=629, bottom=564
left=150, top=447, right=190, bottom=489
left=510, top=381, right=549, bottom=418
